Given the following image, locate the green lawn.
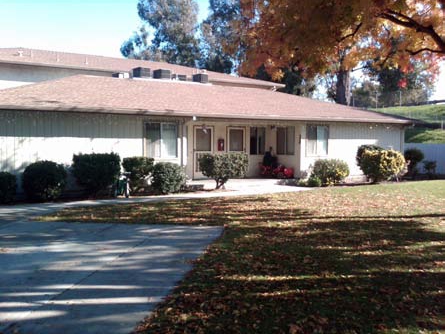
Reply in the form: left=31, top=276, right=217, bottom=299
left=405, top=128, right=445, bottom=144
left=375, top=105, right=445, bottom=143
left=40, top=181, right=445, bottom=333
left=375, top=104, right=445, bottom=124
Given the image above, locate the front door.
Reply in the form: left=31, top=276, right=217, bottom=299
left=194, top=126, right=213, bottom=178
left=228, top=127, right=245, bottom=152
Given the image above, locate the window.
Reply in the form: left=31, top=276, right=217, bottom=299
left=145, top=122, right=178, bottom=158
left=195, top=127, right=212, bottom=151
left=229, top=128, right=245, bottom=152
left=276, top=126, right=295, bottom=155
left=249, top=127, right=265, bottom=155
left=306, top=125, right=328, bottom=156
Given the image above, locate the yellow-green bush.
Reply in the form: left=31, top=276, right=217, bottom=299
left=358, top=149, right=405, bottom=183
left=311, top=159, right=350, bottom=186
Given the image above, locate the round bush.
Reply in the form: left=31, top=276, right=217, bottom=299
left=0, top=172, right=17, bottom=204
left=22, top=161, right=67, bottom=201
left=122, top=157, right=154, bottom=193
left=356, top=144, right=383, bottom=166
left=423, top=160, right=437, bottom=179
left=358, top=149, right=405, bottom=183
left=311, top=159, right=349, bottom=186
left=151, top=162, right=186, bottom=194
left=307, top=175, right=322, bottom=187
left=404, top=148, right=424, bottom=174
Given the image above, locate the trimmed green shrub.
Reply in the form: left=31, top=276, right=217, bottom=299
left=423, top=160, right=437, bottom=179
left=151, top=162, right=186, bottom=194
left=296, top=179, right=307, bottom=187
left=122, top=157, right=154, bottom=193
left=307, top=175, right=322, bottom=187
left=356, top=144, right=383, bottom=166
left=22, top=161, right=67, bottom=201
left=198, top=152, right=249, bottom=189
left=358, top=149, right=405, bottom=183
left=311, top=159, right=349, bottom=186
left=404, top=148, right=424, bottom=175
left=0, top=172, right=17, bottom=204
left=72, top=153, right=121, bottom=196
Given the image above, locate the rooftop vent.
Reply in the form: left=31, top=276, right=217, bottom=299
left=153, top=69, right=171, bottom=79
left=132, top=67, right=151, bottom=78
left=112, top=72, right=130, bottom=79
left=171, top=74, right=187, bottom=81
left=192, top=73, right=209, bottom=84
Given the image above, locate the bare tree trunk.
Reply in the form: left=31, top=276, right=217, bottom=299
left=335, top=69, right=351, bottom=105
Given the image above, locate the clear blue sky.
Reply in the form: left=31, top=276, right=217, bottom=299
left=0, top=0, right=443, bottom=99
left=0, top=0, right=208, bottom=57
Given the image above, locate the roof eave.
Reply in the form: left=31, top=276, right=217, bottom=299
left=0, top=104, right=413, bottom=125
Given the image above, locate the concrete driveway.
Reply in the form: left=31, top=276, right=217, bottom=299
left=0, top=220, right=222, bottom=334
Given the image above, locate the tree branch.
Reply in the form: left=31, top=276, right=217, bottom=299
left=339, top=22, right=363, bottom=42
left=406, top=47, right=444, bottom=55
left=380, top=10, right=445, bottom=53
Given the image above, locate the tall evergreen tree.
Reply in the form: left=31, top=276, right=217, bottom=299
left=121, top=0, right=200, bottom=66
left=199, top=0, right=242, bottom=73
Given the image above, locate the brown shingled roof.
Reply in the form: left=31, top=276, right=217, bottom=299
left=0, top=47, right=282, bottom=89
left=0, top=75, right=411, bottom=125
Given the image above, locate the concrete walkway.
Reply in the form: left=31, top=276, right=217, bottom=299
left=0, top=222, right=222, bottom=334
left=0, top=179, right=306, bottom=334
left=0, top=178, right=307, bottom=225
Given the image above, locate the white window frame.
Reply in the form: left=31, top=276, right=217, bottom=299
left=144, top=122, right=178, bottom=159
left=306, top=124, right=329, bottom=156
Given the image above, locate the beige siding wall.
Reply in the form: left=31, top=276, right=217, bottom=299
left=0, top=109, right=405, bottom=188
left=0, top=110, right=184, bottom=178
left=300, top=122, right=404, bottom=177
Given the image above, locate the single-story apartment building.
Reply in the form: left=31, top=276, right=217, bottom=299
left=0, top=48, right=411, bottom=194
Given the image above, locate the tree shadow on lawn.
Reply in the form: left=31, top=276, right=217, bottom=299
left=39, top=195, right=445, bottom=332
left=141, top=213, right=445, bottom=333
left=40, top=196, right=315, bottom=226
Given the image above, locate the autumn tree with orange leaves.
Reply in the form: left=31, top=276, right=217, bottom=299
left=239, top=0, right=444, bottom=105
